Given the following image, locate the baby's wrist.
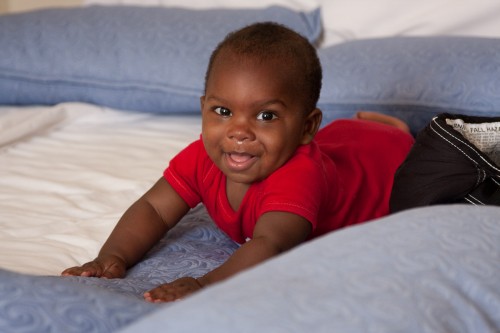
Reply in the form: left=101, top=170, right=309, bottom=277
left=195, top=276, right=207, bottom=288
left=97, top=253, right=128, bottom=268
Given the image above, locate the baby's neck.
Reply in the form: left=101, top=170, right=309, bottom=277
left=226, top=179, right=251, bottom=211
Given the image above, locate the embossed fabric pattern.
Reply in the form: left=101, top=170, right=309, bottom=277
left=0, top=205, right=238, bottom=333
left=121, top=205, right=500, bottom=333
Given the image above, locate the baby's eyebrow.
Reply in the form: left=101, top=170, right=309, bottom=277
left=256, top=99, right=287, bottom=108
left=205, top=95, right=226, bottom=103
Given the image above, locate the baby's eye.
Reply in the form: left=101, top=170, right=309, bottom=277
left=257, top=111, right=278, bottom=121
left=214, top=107, right=231, bottom=117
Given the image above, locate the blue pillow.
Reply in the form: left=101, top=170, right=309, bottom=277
left=0, top=6, right=321, bottom=114
left=318, top=37, right=500, bottom=134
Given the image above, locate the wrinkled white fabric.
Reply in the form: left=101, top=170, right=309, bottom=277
left=0, top=103, right=201, bottom=275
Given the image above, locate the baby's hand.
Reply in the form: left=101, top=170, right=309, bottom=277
left=144, top=277, right=203, bottom=303
left=61, top=255, right=126, bottom=279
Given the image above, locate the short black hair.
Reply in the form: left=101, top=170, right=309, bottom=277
left=204, top=22, right=322, bottom=111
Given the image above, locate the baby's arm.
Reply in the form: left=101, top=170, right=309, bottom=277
left=144, top=211, right=311, bottom=302
left=62, top=177, right=190, bottom=278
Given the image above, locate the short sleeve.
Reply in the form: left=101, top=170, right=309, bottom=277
left=164, top=139, right=206, bottom=208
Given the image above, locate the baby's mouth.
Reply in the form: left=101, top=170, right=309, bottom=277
left=225, top=152, right=256, bottom=171
left=229, top=152, right=252, bottom=163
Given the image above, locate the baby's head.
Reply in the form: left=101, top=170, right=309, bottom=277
left=201, top=22, right=323, bottom=185
left=204, top=22, right=322, bottom=113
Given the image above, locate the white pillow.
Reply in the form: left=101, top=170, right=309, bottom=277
left=83, top=0, right=319, bottom=12
left=319, top=0, right=500, bottom=46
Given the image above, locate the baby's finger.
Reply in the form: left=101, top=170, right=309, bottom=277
left=144, top=285, right=179, bottom=303
left=61, top=267, right=91, bottom=277
left=61, top=263, right=103, bottom=277
left=60, top=269, right=74, bottom=276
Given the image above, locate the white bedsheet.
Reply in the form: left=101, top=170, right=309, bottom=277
left=0, top=103, right=201, bottom=275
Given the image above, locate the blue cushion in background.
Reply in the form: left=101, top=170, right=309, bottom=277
left=0, top=6, right=321, bottom=114
left=318, top=37, right=500, bottom=134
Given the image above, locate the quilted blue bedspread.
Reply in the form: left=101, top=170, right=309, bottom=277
left=0, top=205, right=238, bottom=333
left=1, top=204, right=499, bottom=333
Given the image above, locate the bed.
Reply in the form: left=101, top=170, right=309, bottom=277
left=1, top=1, right=499, bottom=332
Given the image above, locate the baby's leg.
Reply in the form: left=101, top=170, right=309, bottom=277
left=354, top=111, right=410, bottom=134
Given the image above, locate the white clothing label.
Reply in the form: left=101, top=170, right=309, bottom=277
left=446, top=118, right=500, bottom=166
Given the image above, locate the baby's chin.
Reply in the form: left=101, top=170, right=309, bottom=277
left=224, top=173, right=262, bottom=186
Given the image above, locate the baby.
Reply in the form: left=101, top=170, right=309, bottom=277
left=62, top=22, right=414, bottom=302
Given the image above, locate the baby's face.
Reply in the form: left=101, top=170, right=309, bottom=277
left=201, top=53, right=313, bottom=186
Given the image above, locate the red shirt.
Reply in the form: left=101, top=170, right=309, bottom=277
left=165, top=119, right=414, bottom=244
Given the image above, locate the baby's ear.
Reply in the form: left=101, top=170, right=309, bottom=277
left=301, top=108, right=322, bottom=144
left=200, top=96, right=205, bottom=109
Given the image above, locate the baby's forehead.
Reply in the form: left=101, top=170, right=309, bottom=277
left=211, top=50, right=302, bottom=77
